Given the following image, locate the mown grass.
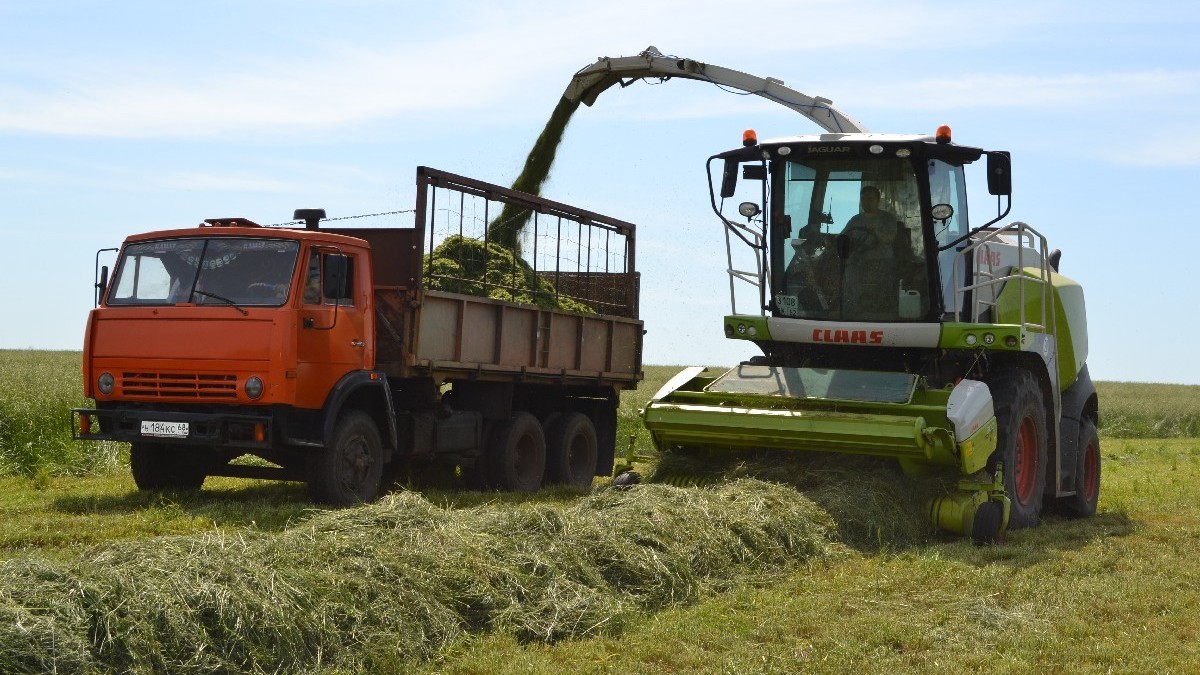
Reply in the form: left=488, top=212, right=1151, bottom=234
left=417, top=437, right=1200, bottom=675
left=1, top=352, right=1198, bottom=672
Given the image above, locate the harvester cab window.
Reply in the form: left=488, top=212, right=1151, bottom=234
left=775, top=157, right=929, bottom=322
left=929, top=160, right=970, bottom=315
left=303, top=251, right=355, bottom=306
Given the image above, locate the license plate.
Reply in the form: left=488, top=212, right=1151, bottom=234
left=141, top=420, right=190, bottom=438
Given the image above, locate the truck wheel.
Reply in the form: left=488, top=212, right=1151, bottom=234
left=306, top=411, right=384, bottom=505
left=130, top=442, right=206, bottom=491
left=544, top=412, right=598, bottom=488
left=487, top=412, right=545, bottom=492
left=987, top=370, right=1048, bottom=529
left=1060, top=419, right=1101, bottom=517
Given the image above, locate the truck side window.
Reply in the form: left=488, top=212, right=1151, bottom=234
left=303, top=251, right=355, bottom=305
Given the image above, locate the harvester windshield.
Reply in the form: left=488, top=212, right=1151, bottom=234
left=107, top=237, right=300, bottom=307
left=772, top=156, right=930, bottom=322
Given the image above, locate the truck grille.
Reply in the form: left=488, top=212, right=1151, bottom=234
left=121, top=372, right=239, bottom=399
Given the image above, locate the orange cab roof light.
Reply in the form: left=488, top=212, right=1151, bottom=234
left=743, top=129, right=758, bottom=147
left=935, top=124, right=952, bottom=144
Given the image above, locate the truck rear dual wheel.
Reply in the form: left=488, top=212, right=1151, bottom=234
left=544, top=412, right=598, bottom=488
left=487, top=412, right=546, bottom=492
left=987, top=369, right=1049, bottom=529
left=306, top=411, right=384, bottom=506
left=130, top=442, right=207, bottom=491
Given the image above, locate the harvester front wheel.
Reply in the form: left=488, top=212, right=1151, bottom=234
left=544, top=412, right=598, bottom=488
left=1060, top=419, right=1101, bottom=517
left=306, top=411, right=384, bottom=506
left=130, top=442, right=206, bottom=491
left=487, top=412, right=546, bottom=492
left=988, top=370, right=1048, bottom=529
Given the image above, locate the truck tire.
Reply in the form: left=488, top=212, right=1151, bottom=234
left=544, top=412, right=598, bottom=488
left=1059, top=419, right=1101, bottom=517
left=130, top=442, right=206, bottom=491
left=306, top=410, right=384, bottom=506
left=987, top=369, right=1048, bottom=529
left=487, top=412, right=545, bottom=492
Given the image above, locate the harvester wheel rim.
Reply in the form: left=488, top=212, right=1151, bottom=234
left=1015, top=416, right=1039, bottom=504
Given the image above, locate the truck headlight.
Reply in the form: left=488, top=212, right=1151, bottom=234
left=97, top=372, right=115, bottom=395
left=245, top=376, right=264, bottom=400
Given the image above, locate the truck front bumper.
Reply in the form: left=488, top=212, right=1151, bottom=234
left=73, top=406, right=274, bottom=450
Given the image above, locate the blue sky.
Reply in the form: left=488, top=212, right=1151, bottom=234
left=2, top=1, right=1198, bottom=384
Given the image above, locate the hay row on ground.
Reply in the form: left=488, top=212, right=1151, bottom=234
left=0, top=479, right=843, bottom=675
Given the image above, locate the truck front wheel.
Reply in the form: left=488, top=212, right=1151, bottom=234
left=987, top=370, right=1048, bottom=529
left=487, top=412, right=546, bottom=492
left=544, top=412, right=598, bottom=488
left=130, top=442, right=206, bottom=491
left=306, top=411, right=384, bottom=506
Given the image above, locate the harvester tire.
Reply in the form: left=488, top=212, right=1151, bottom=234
left=544, top=412, right=598, bottom=488
left=971, top=501, right=1004, bottom=545
left=130, top=442, right=206, bottom=491
left=487, top=412, right=546, bottom=492
left=306, top=411, right=384, bottom=506
left=1060, top=419, right=1101, bottom=517
left=987, top=369, right=1048, bottom=529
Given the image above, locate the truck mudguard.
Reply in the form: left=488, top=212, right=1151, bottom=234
left=320, top=371, right=399, bottom=454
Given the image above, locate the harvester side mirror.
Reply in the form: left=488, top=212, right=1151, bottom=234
left=720, top=158, right=739, bottom=199
left=986, top=151, right=1012, bottom=196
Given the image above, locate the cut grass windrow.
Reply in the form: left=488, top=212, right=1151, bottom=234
left=0, top=478, right=849, bottom=674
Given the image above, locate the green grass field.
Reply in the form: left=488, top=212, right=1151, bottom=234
left=1, top=350, right=1198, bottom=673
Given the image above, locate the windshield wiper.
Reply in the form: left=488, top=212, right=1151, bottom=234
left=191, top=290, right=249, bottom=316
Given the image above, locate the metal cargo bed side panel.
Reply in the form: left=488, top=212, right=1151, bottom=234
left=410, top=289, right=641, bottom=387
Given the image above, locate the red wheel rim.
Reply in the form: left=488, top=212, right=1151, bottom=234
left=1014, top=416, right=1038, bottom=504
left=1082, top=438, right=1099, bottom=502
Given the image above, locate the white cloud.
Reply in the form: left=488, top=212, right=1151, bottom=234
left=0, top=0, right=1079, bottom=139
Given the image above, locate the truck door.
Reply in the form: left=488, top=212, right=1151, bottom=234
left=295, top=248, right=369, bottom=410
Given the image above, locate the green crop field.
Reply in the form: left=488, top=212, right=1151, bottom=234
left=1, top=350, right=1198, bottom=673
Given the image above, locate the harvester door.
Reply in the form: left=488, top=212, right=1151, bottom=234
left=296, top=248, right=368, bottom=409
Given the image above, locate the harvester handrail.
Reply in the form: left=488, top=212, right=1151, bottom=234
left=951, top=221, right=1053, bottom=336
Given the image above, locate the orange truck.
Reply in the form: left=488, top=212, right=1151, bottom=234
left=73, top=167, right=643, bottom=504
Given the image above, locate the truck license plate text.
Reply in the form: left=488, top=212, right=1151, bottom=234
left=141, top=421, right=189, bottom=438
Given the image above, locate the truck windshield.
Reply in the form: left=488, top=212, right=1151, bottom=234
left=774, top=157, right=930, bottom=322
left=107, top=237, right=301, bottom=307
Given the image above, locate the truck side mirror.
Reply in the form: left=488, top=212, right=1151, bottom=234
left=95, top=265, right=109, bottom=307
left=987, top=151, right=1012, bottom=196
left=720, top=158, right=739, bottom=199
left=323, top=254, right=350, bottom=301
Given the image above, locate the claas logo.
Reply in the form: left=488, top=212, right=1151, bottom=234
left=811, top=329, right=884, bottom=345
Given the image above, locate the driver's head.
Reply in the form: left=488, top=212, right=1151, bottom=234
left=860, top=186, right=881, bottom=212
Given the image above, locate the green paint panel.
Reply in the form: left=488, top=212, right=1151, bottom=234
left=643, top=366, right=974, bottom=473
left=723, top=315, right=772, bottom=341
left=938, top=323, right=1024, bottom=350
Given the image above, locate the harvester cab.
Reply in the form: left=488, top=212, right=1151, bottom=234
left=639, top=111, right=1098, bottom=543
